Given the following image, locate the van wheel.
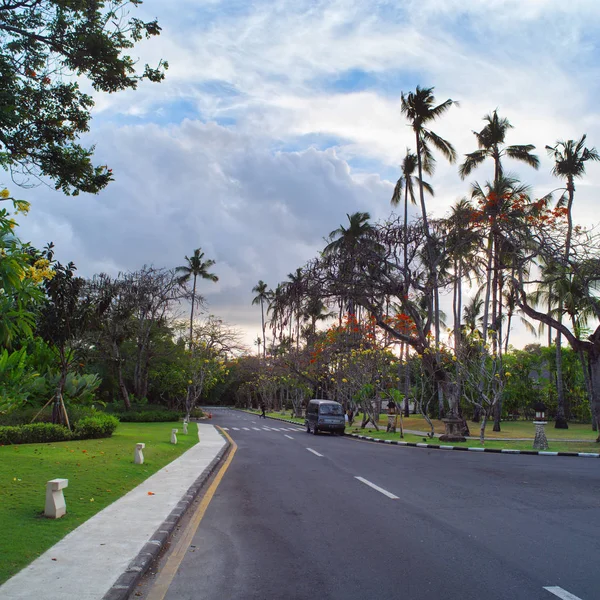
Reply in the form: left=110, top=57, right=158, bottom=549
left=306, top=423, right=310, bottom=433
left=312, top=424, right=319, bottom=435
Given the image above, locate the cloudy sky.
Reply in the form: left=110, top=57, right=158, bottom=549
left=15, top=0, right=600, bottom=348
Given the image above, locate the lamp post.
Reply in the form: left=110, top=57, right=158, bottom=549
left=533, top=402, right=549, bottom=450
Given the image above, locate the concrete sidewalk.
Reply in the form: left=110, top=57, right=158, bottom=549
left=0, top=423, right=227, bottom=600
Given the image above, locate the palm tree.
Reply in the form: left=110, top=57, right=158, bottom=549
left=252, top=280, right=271, bottom=361
left=546, top=135, right=600, bottom=428
left=176, top=248, right=218, bottom=348
left=459, top=110, right=539, bottom=183
left=324, top=212, right=377, bottom=322
left=285, top=268, right=304, bottom=352
left=400, top=86, right=458, bottom=416
left=400, top=86, right=458, bottom=240
left=546, top=135, right=599, bottom=260
left=391, top=149, right=433, bottom=275
left=324, top=212, right=374, bottom=256
left=471, top=176, right=531, bottom=431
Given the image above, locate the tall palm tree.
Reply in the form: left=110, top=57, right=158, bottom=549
left=176, top=248, right=218, bottom=348
left=286, top=268, right=304, bottom=352
left=252, top=280, right=270, bottom=361
left=471, top=176, right=531, bottom=430
left=546, top=135, right=600, bottom=428
left=546, top=135, right=600, bottom=260
left=391, top=149, right=433, bottom=275
left=400, top=87, right=458, bottom=416
left=459, top=110, right=539, bottom=348
left=400, top=86, right=458, bottom=240
left=459, top=110, right=539, bottom=183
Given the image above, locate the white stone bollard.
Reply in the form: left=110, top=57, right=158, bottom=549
left=171, top=428, right=178, bottom=444
left=134, top=443, right=145, bottom=464
left=183, top=421, right=188, bottom=435
left=45, top=478, right=68, bottom=519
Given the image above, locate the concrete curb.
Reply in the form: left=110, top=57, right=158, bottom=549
left=102, top=431, right=232, bottom=600
left=236, top=409, right=600, bottom=458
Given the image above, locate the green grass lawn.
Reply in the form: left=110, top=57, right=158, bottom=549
left=245, top=409, right=598, bottom=441
left=243, top=408, right=599, bottom=452
left=344, top=427, right=600, bottom=453
left=0, top=421, right=197, bottom=585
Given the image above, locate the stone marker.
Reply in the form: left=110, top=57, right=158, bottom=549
left=45, top=478, right=68, bottom=519
left=134, top=443, right=145, bottom=464
left=171, top=428, right=178, bottom=444
left=183, top=421, right=188, bottom=435
left=533, top=421, right=549, bottom=450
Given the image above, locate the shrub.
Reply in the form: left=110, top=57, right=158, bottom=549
left=73, top=414, right=119, bottom=439
left=118, top=410, right=181, bottom=423
left=0, top=405, right=102, bottom=426
left=0, top=423, right=72, bottom=445
left=189, top=407, right=204, bottom=419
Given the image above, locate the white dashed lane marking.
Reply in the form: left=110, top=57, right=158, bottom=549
left=543, top=586, right=584, bottom=600
left=306, top=448, right=324, bottom=457
left=284, top=434, right=294, bottom=440
left=355, top=476, right=399, bottom=500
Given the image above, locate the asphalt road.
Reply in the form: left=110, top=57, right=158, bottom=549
left=149, top=409, right=600, bottom=600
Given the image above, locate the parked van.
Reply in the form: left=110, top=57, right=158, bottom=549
left=305, top=399, right=345, bottom=435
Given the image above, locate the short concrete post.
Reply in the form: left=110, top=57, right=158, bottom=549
left=45, top=478, right=68, bottom=519
left=183, top=421, right=188, bottom=435
left=533, top=421, right=549, bottom=450
left=134, top=443, right=145, bottom=464
left=171, top=428, right=178, bottom=444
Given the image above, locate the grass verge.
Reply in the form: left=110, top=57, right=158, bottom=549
left=0, top=421, right=196, bottom=585
left=242, top=408, right=599, bottom=452
left=345, top=427, right=600, bottom=453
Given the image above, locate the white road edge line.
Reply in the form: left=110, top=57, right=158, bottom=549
left=284, top=434, right=294, bottom=440
left=355, top=476, right=399, bottom=500
left=543, top=586, right=584, bottom=600
left=306, top=448, right=324, bottom=457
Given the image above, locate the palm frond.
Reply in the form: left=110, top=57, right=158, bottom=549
left=391, top=177, right=404, bottom=206
left=459, top=150, right=487, bottom=179
left=423, top=129, right=457, bottom=163
left=505, top=145, right=540, bottom=169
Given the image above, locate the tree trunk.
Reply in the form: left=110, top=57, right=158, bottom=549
left=189, top=274, right=197, bottom=349
left=586, top=348, right=600, bottom=442
left=52, top=369, right=68, bottom=426
left=554, top=333, right=569, bottom=428
left=114, top=342, right=131, bottom=410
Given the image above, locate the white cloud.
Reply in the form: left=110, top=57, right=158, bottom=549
left=10, top=0, right=600, bottom=347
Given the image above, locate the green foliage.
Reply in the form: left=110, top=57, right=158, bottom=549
left=0, top=209, right=46, bottom=347
left=0, top=347, right=43, bottom=412
left=0, top=405, right=98, bottom=426
left=189, top=407, right=205, bottom=419
left=0, top=413, right=118, bottom=444
left=73, top=414, right=119, bottom=439
left=49, top=372, right=102, bottom=405
left=117, top=410, right=182, bottom=423
left=0, top=422, right=71, bottom=445
left=0, top=1, right=167, bottom=194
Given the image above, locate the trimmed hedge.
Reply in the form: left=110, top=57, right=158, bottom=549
left=73, top=414, right=119, bottom=439
left=0, top=423, right=71, bottom=445
left=0, top=414, right=120, bottom=445
left=117, top=410, right=181, bottom=423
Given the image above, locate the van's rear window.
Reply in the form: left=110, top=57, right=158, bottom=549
left=319, top=404, right=343, bottom=415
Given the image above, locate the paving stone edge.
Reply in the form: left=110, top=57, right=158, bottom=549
left=102, top=429, right=231, bottom=600
left=237, top=409, right=600, bottom=459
